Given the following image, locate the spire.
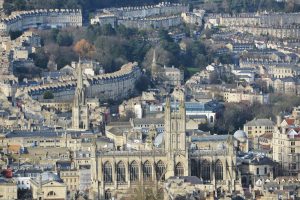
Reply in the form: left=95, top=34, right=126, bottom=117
left=151, top=48, right=158, bottom=79
left=77, top=61, right=83, bottom=90
left=152, top=49, right=157, bottom=64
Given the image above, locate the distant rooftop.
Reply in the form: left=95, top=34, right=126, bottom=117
left=245, top=118, right=274, bottom=127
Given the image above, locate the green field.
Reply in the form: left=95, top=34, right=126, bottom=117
left=187, top=67, right=199, bottom=75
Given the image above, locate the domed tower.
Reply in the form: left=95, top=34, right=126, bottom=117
left=233, top=129, right=248, bottom=152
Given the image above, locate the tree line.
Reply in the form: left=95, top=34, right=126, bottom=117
left=200, top=94, right=300, bottom=134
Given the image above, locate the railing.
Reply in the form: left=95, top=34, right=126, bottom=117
left=189, top=149, right=228, bottom=156
left=97, top=150, right=166, bottom=157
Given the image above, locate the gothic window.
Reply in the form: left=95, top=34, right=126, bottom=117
left=191, top=159, right=198, bottom=177
left=175, top=162, right=184, bottom=176
left=130, top=161, right=139, bottom=182
left=143, top=161, right=152, bottom=181
left=103, top=161, right=112, bottom=183
left=104, top=189, right=112, bottom=200
left=156, top=160, right=166, bottom=181
left=117, top=161, right=126, bottom=183
left=201, top=160, right=211, bottom=182
left=215, top=160, right=223, bottom=181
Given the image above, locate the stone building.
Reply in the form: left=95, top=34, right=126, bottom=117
left=181, top=9, right=205, bottom=26
left=239, top=155, right=276, bottom=189
left=59, top=169, right=80, bottom=192
left=0, top=9, right=82, bottom=33
left=90, top=89, right=240, bottom=199
left=273, top=106, right=300, bottom=176
left=27, top=62, right=141, bottom=102
left=91, top=2, right=188, bottom=30
left=223, top=90, right=269, bottom=104
left=244, top=118, right=275, bottom=139
left=31, top=172, right=67, bottom=200
left=0, top=178, right=18, bottom=200
left=206, top=12, right=300, bottom=39
left=164, top=176, right=212, bottom=199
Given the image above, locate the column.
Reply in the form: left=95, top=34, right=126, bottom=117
left=152, top=161, right=156, bottom=182
left=127, top=160, right=130, bottom=187
left=112, top=161, right=117, bottom=188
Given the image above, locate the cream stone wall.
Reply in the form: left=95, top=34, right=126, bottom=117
left=31, top=180, right=67, bottom=200
left=27, top=62, right=141, bottom=102
left=0, top=9, right=82, bottom=32
left=223, top=91, right=268, bottom=104
left=60, top=170, right=80, bottom=191
left=0, top=180, right=18, bottom=200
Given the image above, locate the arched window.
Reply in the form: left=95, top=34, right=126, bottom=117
left=191, top=159, right=198, bottom=177
left=103, top=161, right=112, bottom=183
left=104, top=189, right=112, bottom=200
left=175, top=162, right=184, bottom=176
left=130, top=161, right=139, bottom=182
left=117, top=161, right=126, bottom=183
left=156, top=160, right=166, bottom=181
left=215, top=160, right=223, bottom=181
left=143, top=161, right=152, bottom=181
left=47, top=191, right=56, bottom=196
left=201, top=160, right=211, bottom=182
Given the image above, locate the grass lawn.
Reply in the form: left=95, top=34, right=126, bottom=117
left=187, top=67, right=199, bottom=76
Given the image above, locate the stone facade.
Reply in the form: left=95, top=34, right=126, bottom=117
left=273, top=107, right=300, bottom=176
left=90, top=90, right=239, bottom=199
left=206, top=12, right=300, bottom=39
left=91, top=2, right=188, bottom=30
left=223, top=90, right=269, bottom=104
left=0, top=179, right=18, bottom=200
left=27, top=62, right=141, bottom=102
left=0, top=9, right=82, bottom=33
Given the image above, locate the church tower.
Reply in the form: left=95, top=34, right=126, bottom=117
left=164, top=90, right=186, bottom=154
left=72, top=60, right=89, bottom=130
left=164, top=88, right=188, bottom=177
left=151, top=49, right=158, bottom=80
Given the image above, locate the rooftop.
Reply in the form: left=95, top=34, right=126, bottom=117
left=245, top=118, right=275, bottom=127
left=5, top=130, right=93, bottom=138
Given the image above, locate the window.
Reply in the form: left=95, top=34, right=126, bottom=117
left=117, top=161, right=126, bottom=183
left=215, top=160, right=223, bottom=181
left=103, top=161, right=112, bottom=183
left=104, top=189, right=112, bottom=200
left=175, top=162, right=184, bottom=176
left=291, top=141, right=295, bottom=146
left=143, top=161, right=152, bottom=181
left=201, top=160, right=210, bottom=182
left=47, top=191, right=56, bottom=196
left=156, top=161, right=166, bottom=181
left=264, top=167, right=267, bottom=174
left=291, top=148, right=295, bottom=153
left=191, top=159, right=198, bottom=177
left=256, top=168, right=259, bottom=175
left=130, top=161, right=139, bottom=182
